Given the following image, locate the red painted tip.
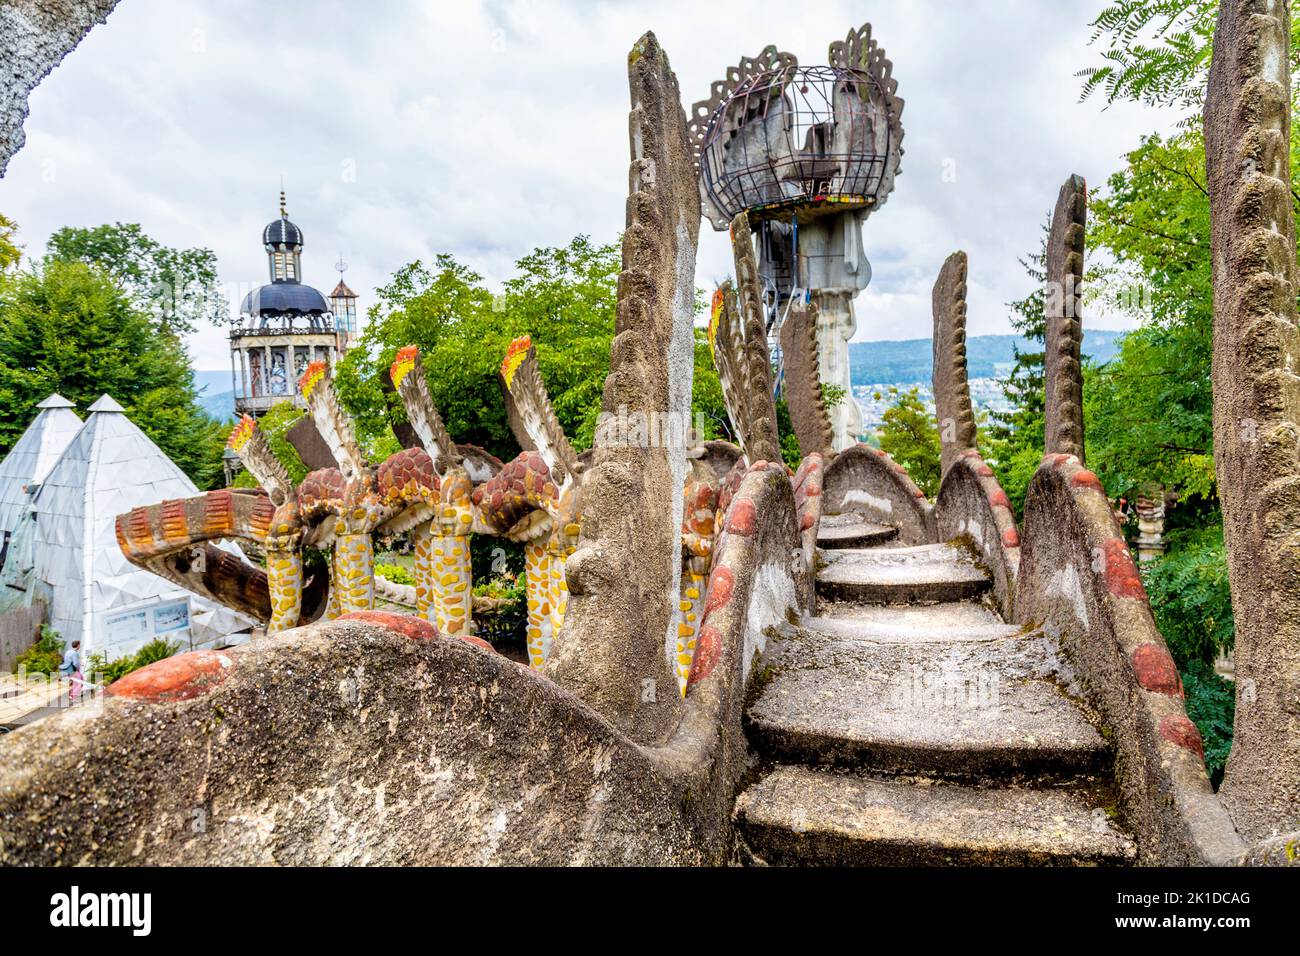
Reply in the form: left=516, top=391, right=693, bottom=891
left=340, top=610, right=439, bottom=641
left=1070, top=470, right=1105, bottom=493
left=726, top=498, right=757, bottom=536
left=1102, top=537, right=1146, bottom=599
left=107, top=650, right=236, bottom=702
left=1132, top=644, right=1181, bottom=696
left=1158, top=714, right=1204, bottom=758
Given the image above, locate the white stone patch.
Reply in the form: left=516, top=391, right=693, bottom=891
left=1046, top=561, right=1089, bottom=632
left=461, top=457, right=496, bottom=484
left=957, top=517, right=984, bottom=547
left=475, top=808, right=510, bottom=866
left=742, top=560, right=798, bottom=681
left=661, top=210, right=695, bottom=675
left=842, top=488, right=893, bottom=515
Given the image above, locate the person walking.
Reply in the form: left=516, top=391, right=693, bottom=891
left=59, top=640, right=82, bottom=703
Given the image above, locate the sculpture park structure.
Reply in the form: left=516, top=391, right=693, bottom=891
left=689, top=26, right=904, bottom=451
left=0, top=6, right=1297, bottom=867
left=230, top=195, right=354, bottom=419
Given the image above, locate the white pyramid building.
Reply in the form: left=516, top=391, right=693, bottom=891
left=0, top=394, right=82, bottom=537
left=31, top=395, right=253, bottom=659
left=0, top=394, right=84, bottom=611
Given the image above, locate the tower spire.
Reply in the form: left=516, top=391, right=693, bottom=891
left=279, top=177, right=287, bottom=218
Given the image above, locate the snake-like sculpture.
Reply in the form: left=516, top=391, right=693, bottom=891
left=117, top=337, right=736, bottom=689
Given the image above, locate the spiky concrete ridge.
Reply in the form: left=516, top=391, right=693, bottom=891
left=1043, top=175, right=1088, bottom=463
left=779, top=298, right=835, bottom=460
left=1206, top=0, right=1300, bottom=844
left=550, top=32, right=701, bottom=744
left=931, top=252, right=979, bottom=475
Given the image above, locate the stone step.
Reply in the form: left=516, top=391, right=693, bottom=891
left=735, top=766, right=1136, bottom=866
left=816, top=543, right=990, bottom=604
left=806, top=601, right=1020, bottom=644
left=816, top=513, right=899, bottom=549
left=746, top=622, right=1110, bottom=778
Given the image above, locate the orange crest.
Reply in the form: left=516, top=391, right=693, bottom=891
left=298, top=361, right=328, bottom=399
left=227, top=414, right=257, bottom=451
left=501, top=334, right=532, bottom=389
left=708, top=287, right=726, bottom=356
left=390, top=345, right=419, bottom=388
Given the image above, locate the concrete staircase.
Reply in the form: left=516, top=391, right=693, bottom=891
left=734, top=515, right=1136, bottom=866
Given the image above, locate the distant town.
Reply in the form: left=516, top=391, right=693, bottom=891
left=854, top=374, right=1015, bottom=431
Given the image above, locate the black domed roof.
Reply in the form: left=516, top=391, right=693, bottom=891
left=263, top=217, right=303, bottom=247
left=240, top=282, right=329, bottom=317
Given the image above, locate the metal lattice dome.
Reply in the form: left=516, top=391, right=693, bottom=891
left=697, top=63, right=902, bottom=229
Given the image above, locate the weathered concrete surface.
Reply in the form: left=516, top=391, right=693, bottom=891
left=816, top=513, right=897, bottom=549
left=1236, top=831, right=1300, bottom=866
left=0, top=0, right=119, bottom=178
left=658, top=462, right=801, bottom=851
left=1043, top=175, right=1088, bottom=462
left=822, top=443, right=934, bottom=545
left=725, top=212, right=782, bottom=464
left=697, top=439, right=742, bottom=485
left=549, top=33, right=699, bottom=744
left=934, top=450, right=1021, bottom=619
left=790, top=453, right=825, bottom=612
left=779, top=297, right=836, bottom=460
left=0, top=617, right=707, bottom=865
left=285, top=415, right=340, bottom=472
left=0, top=463, right=805, bottom=865
left=816, top=543, right=990, bottom=604
left=1205, top=0, right=1300, bottom=845
left=746, top=618, right=1110, bottom=778
left=736, top=767, right=1135, bottom=866
left=806, top=600, right=1019, bottom=643
left=1016, top=454, right=1244, bottom=864
left=708, top=276, right=780, bottom=464
left=931, top=251, right=978, bottom=476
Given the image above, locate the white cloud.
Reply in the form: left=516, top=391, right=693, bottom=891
left=0, top=0, right=1179, bottom=373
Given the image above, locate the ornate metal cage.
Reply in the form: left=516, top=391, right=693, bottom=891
left=698, top=64, right=895, bottom=226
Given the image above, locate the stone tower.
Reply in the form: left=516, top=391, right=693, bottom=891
left=229, top=192, right=353, bottom=418
left=688, top=23, right=905, bottom=450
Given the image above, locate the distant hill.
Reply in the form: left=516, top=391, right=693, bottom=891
left=849, top=330, right=1126, bottom=386
left=193, top=370, right=236, bottom=422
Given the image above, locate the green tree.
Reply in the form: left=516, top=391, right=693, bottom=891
left=335, top=235, right=726, bottom=462
left=986, top=223, right=1049, bottom=514
left=1070, top=7, right=1296, bottom=784
left=1079, top=1, right=1300, bottom=112
left=0, top=259, right=225, bottom=487
left=1081, top=126, right=1300, bottom=502
left=0, top=214, right=20, bottom=271
left=230, top=399, right=308, bottom=487
left=877, top=386, right=941, bottom=497
left=46, top=222, right=229, bottom=334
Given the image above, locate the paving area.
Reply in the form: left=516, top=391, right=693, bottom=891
left=0, top=673, right=72, bottom=731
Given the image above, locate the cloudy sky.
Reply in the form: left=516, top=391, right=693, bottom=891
left=0, top=0, right=1179, bottom=373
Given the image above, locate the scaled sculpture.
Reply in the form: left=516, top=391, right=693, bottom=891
left=5, top=9, right=1298, bottom=869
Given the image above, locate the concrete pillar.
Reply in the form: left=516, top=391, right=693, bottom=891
left=1134, top=490, right=1166, bottom=564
